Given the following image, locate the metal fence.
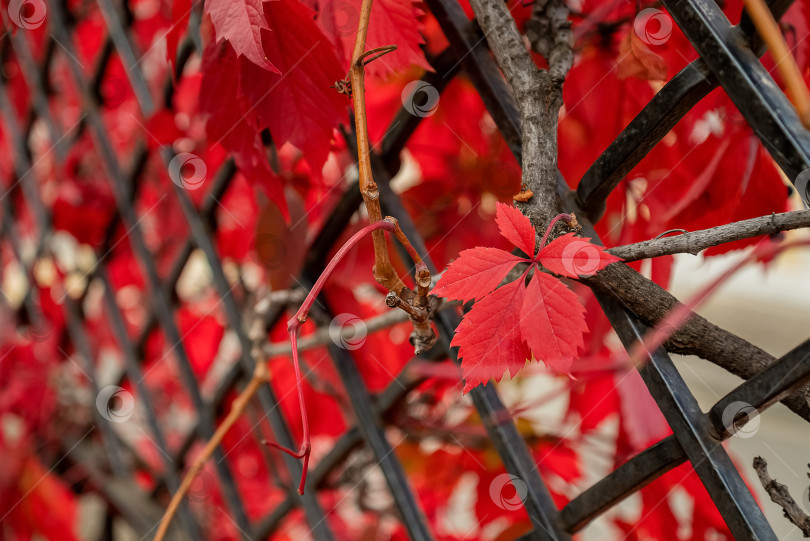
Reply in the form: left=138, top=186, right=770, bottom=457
left=2, top=0, right=810, bottom=539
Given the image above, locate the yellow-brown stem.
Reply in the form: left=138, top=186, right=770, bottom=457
left=743, top=0, right=810, bottom=128
left=154, top=363, right=268, bottom=541
left=349, top=0, right=407, bottom=294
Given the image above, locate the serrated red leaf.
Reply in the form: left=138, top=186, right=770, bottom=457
left=495, top=202, right=536, bottom=257
left=431, top=247, right=526, bottom=302
left=538, top=233, right=621, bottom=278
left=452, top=278, right=530, bottom=393
left=199, top=42, right=290, bottom=212
left=205, top=0, right=279, bottom=72
left=520, top=270, right=587, bottom=374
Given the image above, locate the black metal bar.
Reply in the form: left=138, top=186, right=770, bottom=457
left=709, top=338, right=810, bottom=438
left=5, top=28, right=66, bottom=163
left=576, top=60, right=715, bottom=221
left=560, top=329, right=810, bottom=532
left=575, top=0, right=797, bottom=221
left=560, top=436, right=685, bottom=531
left=598, top=297, right=777, bottom=540
left=662, top=0, right=810, bottom=187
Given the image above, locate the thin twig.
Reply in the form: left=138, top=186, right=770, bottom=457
left=584, top=241, right=810, bottom=423
left=263, top=299, right=457, bottom=358
left=347, top=0, right=437, bottom=352
left=753, top=456, right=810, bottom=536
left=154, top=363, right=268, bottom=541
left=624, top=239, right=810, bottom=369
left=349, top=0, right=406, bottom=295
left=607, top=209, right=810, bottom=261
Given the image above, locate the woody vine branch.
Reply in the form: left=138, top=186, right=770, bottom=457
left=467, top=0, right=810, bottom=424
left=348, top=0, right=437, bottom=354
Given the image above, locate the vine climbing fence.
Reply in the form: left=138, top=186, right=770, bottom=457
left=2, top=0, right=810, bottom=539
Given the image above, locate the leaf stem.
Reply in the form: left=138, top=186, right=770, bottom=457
left=285, top=217, right=430, bottom=493
left=539, top=213, right=573, bottom=251
left=155, top=222, right=409, bottom=538
left=290, top=219, right=397, bottom=325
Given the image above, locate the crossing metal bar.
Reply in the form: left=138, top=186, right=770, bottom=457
left=576, top=0, right=796, bottom=221
left=2, top=0, right=810, bottom=538
left=709, top=339, right=810, bottom=438
left=559, top=436, right=685, bottom=532
left=561, top=337, right=810, bottom=532
left=662, top=0, right=810, bottom=184
left=599, top=297, right=777, bottom=540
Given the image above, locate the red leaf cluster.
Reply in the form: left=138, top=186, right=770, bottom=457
left=434, top=203, right=620, bottom=390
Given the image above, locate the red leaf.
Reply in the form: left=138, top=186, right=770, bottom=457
left=451, top=278, right=530, bottom=393
left=200, top=41, right=260, bottom=159
left=495, top=202, right=536, bottom=257
left=5, top=457, right=80, bottom=541
left=538, top=233, right=621, bottom=278
left=314, top=0, right=429, bottom=77
left=520, top=271, right=587, bottom=374
left=568, top=370, right=620, bottom=432
left=431, top=247, right=526, bottom=302
left=238, top=0, right=347, bottom=173
left=617, top=370, right=670, bottom=450
left=205, top=0, right=279, bottom=72
left=178, top=309, right=225, bottom=377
